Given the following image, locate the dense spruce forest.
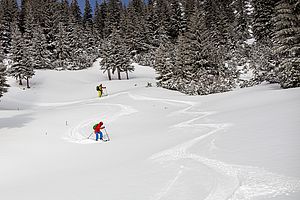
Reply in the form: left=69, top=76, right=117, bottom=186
left=0, top=0, right=299, bottom=97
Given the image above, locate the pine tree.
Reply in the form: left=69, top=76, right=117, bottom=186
left=59, top=0, right=70, bottom=26
left=97, top=0, right=108, bottom=38
left=39, top=0, right=61, bottom=69
left=31, top=24, right=48, bottom=69
left=167, top=0, right=184, bottom=41
left=82, top=0, right=96, bottom=61
left=252, top=0, right=276, bottom=44
left=0, top=33, right=9, bottom=97
left=250, top=0, right=277, bottom=84
left=9, top=23, right=27, bottom=86
left=0, top=61, right=9, bottom=98
left=83, top=0, right=93, bottom=28
left=126, top=0, right=149, bottom=57
left=54, top=22, right=72, bottom=70
left=155, top=42, right=176, bottom=90
left=144, top=0, right=160, bottom=48
left=232, top=0, right=252, bottom=70
left=70, top=0, right=82, bottom=23
left=272, top=0, right=300, bottom=88
left=202, top=0, right=235, bottom=66
left=94, top=1, right=106, bottom=39
left=0, top=0, right=18, bottom=55
left=106, top=0, right=122, bottom=35
left=100, top=38, right=114, bottom=80
left=234, top=0, right=251, bottom=42
left=19, top=0, right=27, bottom=34
left=22, top=1, right=36, bottom=88
left=131, top=0, right=144, bottom=13
left=156, top=2, right=237, bottom=95
left=100, top=29, right=132, bottom=80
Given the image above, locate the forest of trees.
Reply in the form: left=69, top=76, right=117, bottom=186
left=0, top=0, right=299, bottom=97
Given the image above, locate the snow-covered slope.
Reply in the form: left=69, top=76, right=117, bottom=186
left=1, top=60, right=299, bottom=200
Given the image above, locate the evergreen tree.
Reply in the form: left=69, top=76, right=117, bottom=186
left=54, top=21, right=72, bottom=70
left=167, top=0, right=184, bottom=41
left=252, top=0, right=276, bottom=44
left=0, top=0, right=18, bottom=55
left=100, top=29, right=132, bottom=80
left=144, top=0, right=160, bottom=48
left=234, top=0, right=251, bottom=42
left=31, top=24, right=48, bottom=69
left=272, top=0, right=300, bottom=88
left=21, top=2, right=36, bottom=88
left=59, top=0, right=70, bottom=26
left=40, top=0, right=61, bottom=69
left=232, top=0, right=252, bottom=70
left=126, top=0, right=149, bottom=57
left=249, top=0, right=277, bottom=84
left=19, top=0, right=27, bottom=34
left=9, top=23, right=27, bottom=86
left=155, top=42, right=176, bottom=90
left=106, top=0, right=122, bottom=35
left=94, top=0, right=108, bottom=39
left=183, top=0, right=196, bottom=25
left=0, top=32, right=9, bottom=97
left=70, top=0, right=82, bottom=23
left=100, top=39, right=114, bottom=80
left=0, top=61, right=9, bottom=98
left=82, top=0, right=96, bottom=61
left=83, top=0, right=93, bottom=27
left=156, top=2, right=237, bottom=95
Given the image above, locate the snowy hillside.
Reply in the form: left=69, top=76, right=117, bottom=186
left=0, top=61, right=300, bottom=200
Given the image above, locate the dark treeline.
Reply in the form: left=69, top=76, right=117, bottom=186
left=0, top=0, right=299, bottom=97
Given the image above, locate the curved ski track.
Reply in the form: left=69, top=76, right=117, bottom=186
left=66, top=92, right=300, bottom=199
left=139, top=94, right=300, bottom=200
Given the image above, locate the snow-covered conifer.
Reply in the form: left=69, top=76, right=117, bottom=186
left=22, top=2, right=35, bottom=88
left=0, top=35, right=9, bottom=97
left=0, top=0, right=18, bottom=55
left=155, top=42, right=176, bottom=90
left=247, top=0, right=277, bottom=84
left=100, top=39, right=114, bottom=80
left=272, top=0, right=300, bottom=88
left=167, top=0, right=184, bottom=41
left=0, top=60, right=9, bottom=98
left=83, top=0, right=93, bottom=27
left=9, top=23, right=27, bottom=86
left=100, top=29, right=132, bottom=80
left=106, top=0, right=122, bottom=35
left=252, top=0, right=275, bottom=44
left=70, top=0, right=82, bottom=23
left=126, top=1, right=149, bottom=57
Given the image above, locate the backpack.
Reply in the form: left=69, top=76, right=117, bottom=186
left=93, top=123, right=98, bottom=130
left=96, top=86, right=99, bottom=91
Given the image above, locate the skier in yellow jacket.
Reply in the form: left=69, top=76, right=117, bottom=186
left=96, top=84, right=106, bottom=97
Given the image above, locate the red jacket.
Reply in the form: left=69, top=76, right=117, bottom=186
left=94, top=122, right=104, bottom=133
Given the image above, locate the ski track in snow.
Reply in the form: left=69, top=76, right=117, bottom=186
left=63, top=93, right=138, bottom=143
left=60, top=92, right=300, bottom=199
left=3, top=91, right=130, bottom=109
left=65, top=102, right=137, bottom=144
left=134, top=94, right=300, bottom=200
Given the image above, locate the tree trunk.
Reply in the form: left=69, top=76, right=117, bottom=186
left=26, top=77, right=30, bottom=88
left=126, top=69, right=129, bottom=80
left=18, top=74, right=22, bottom=85
left=108, top=69, right=112, bottom=80
left=117, top=67, right=121, bottom=80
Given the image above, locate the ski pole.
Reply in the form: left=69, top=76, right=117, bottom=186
left=104, top=128, right=110, bottom=141
left=87, top=132, right=94, bottom=139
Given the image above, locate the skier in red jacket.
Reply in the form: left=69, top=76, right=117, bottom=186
left=94, top=121, right=105, bottom=141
